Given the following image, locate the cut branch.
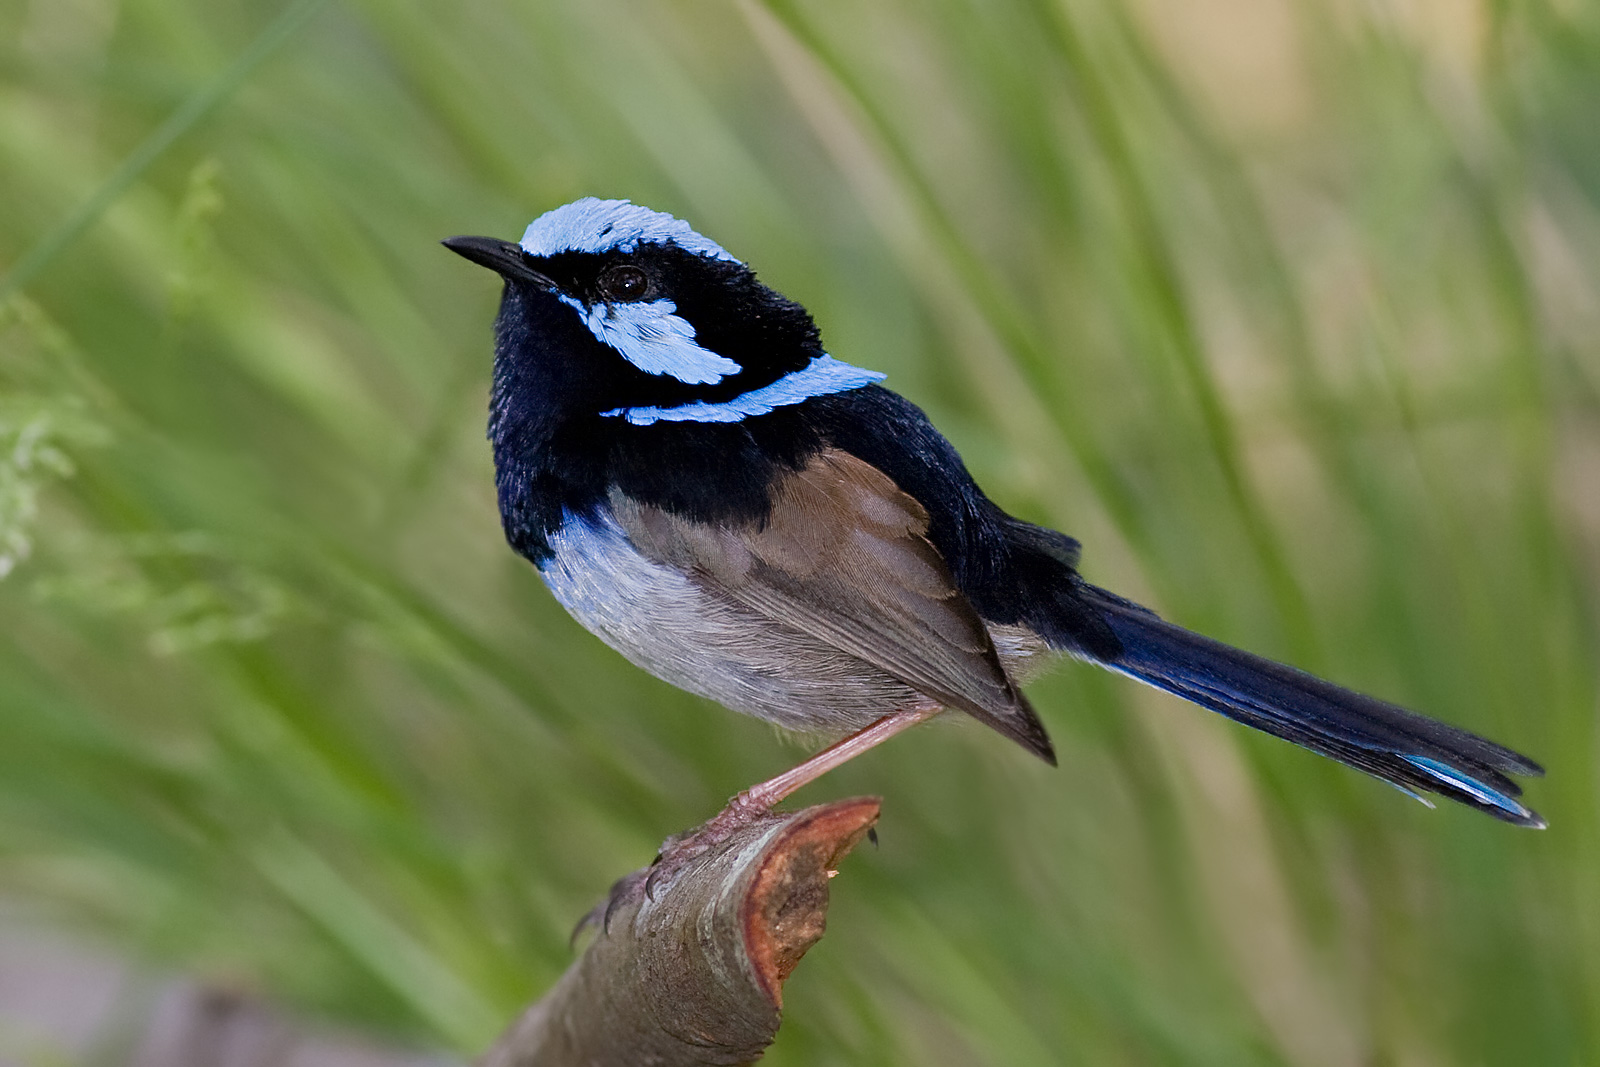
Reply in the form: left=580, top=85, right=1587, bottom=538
left=481, top=797, right=881, bottom=1067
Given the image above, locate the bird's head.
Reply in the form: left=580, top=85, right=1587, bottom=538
left=445, top=198, right=881, bottom=438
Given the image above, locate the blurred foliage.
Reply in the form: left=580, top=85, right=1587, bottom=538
left=1, top=0, right=1597, bottom=1063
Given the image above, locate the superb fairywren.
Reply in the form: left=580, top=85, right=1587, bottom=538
left=445, top=198, right=1544, bottom=833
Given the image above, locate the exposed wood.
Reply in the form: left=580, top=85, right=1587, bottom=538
left=480, top=798, right=880, bottom=1067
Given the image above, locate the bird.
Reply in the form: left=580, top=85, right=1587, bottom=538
left=444, top=197, right=1545, bottom=845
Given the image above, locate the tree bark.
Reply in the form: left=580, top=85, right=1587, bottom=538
left=480, top=798, right=880, bottom=1067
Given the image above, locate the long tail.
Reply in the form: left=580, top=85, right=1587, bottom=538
left=1071, top=584, right=1545, bottom=827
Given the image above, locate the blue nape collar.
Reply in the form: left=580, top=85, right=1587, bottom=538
left=601, top=355, right=885, bottom=426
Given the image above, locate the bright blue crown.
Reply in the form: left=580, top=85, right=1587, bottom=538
left=520, top=198, right=740, bottom=262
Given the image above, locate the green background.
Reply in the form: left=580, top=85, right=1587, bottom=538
left=2, top=0, right=1596, bottom=1063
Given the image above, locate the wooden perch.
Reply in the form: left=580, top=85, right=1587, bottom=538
left=480, top=797, right=880, bottom=1067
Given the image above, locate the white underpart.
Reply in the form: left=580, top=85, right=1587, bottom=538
left=539, top=507, right=1048, bottom=736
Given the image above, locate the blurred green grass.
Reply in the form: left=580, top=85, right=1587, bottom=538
left=1, top=0, right=1596, bottom=1062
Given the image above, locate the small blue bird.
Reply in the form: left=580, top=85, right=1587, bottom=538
left=445, top=197, right=1544, bottom=842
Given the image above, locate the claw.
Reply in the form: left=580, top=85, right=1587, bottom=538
left=603, top=870, right=647, bottom=931
left=570, top=869, right=650, bottom=948
left=643, top=859, right=669, bottom=902
left=642, top=826, right=718, bottom=901
left=569, top=908, right=598, bottom=950
left=570, top=795, right=784, bottom=949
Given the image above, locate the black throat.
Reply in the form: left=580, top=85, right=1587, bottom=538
left=487, top=278, right=827, bottom=565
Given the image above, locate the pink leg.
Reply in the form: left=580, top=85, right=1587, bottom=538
left=727, top=704, right=943, bottom=815
left=628, top=705, right=942, bottom=904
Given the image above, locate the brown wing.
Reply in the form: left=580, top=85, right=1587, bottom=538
left=611, top=449, right=1055, bottom=762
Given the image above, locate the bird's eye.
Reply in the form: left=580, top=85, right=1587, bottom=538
left=599, top=265, right=649, bottom=301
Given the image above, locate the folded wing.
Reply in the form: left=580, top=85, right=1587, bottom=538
left=611, top=449, right=1055, bottom=762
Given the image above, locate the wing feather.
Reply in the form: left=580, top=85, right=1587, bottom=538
left=612, top=449, right=1055, bottom=761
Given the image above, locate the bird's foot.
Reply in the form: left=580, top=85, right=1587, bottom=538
left=644, top=791, right=781, bottom=900
left=572, top=791, right=781, bottom=943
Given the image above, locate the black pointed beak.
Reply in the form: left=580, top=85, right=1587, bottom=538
left=441, top=235, right=556, bottom=289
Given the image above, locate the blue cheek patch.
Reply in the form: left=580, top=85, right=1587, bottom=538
left=600, top=355, right=885, bottom=426
left=560, top=295, right=741, bottom=386
left=522, top=198, right=739, bottom=262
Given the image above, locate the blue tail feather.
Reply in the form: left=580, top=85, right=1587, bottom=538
left=1072, top=585, right=1545, bottom=828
